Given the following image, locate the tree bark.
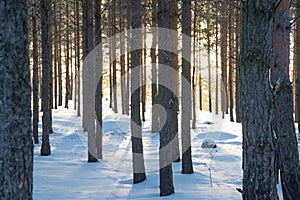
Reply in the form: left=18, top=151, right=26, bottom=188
left=240, top=1, right=278, bottom=199
left=41, top=0, right=51, bottom=156
left=181, top=0, right=193, bottom=175
left=32, top=0, right=39, bottom=144
left=131, top=0, right=146, bottom=184
left=272, top=0, right=300, bottom=198
left=0, top=1, right=33, bottom=198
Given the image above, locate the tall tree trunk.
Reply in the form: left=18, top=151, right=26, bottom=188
left=32, top=0, right=39, bottom=144
left=76, top=0, right=81, bottom=116
left=157, top=0, right=175, bottom=196
left=65, top=4, right=70, bottom=109
left=169, top=0, right=180, bottom=162
left=94, top=0, right=103, bottom=160
left=141, top=30, right=147, bottom=122
left=235, top=1, right=241, bottom=123
left=0, top=2, right=33, bottom=198
left=58, top=9, right=63, bottom=107
left=181, top=0, right=193, bottom=175
left=130, top=0, right=146, bottom=184
left=272, top=0, right=300, bottom=198
left=228, top=6, right=234, bottom=122
left=120, top=0, right=126, bottom=115
left=112, top=0, right=118, bottom=113
left=41, top=0, right=51, bottom=156
left=192, top=0, right=198, bottom=127
left=215, top=7, right=219, bottom=115
left=240, top=1, right=278, bottom=199
left=126, top=4, right=131, bottom=116
left=151, top=0, right=159, bottom=133
left=207, top=20, right=212, bottom=113
left=53, top=2, right=58, bottom=110
left=221, top=7, right=228, bottom=118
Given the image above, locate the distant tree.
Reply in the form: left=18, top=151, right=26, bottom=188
left=0, top=1, right=33, bottom=198
left=240, top=1, right=278, bottom=199
left=228, top=2, right=234, bottom=122
left=41, top=0, right=51, bottom=156
left=131, top=0, right=146, bottom=184
left=151, top=0, right=159, bottom=133
left=272, top=0, right=300, bottom=198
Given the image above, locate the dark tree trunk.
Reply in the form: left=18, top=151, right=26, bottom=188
left=86, top=0, right=97, bottom=162
left=228, top=6, right=234, bottom=122
left=272, top=0, right=300, bottom=198
left=65, top=4, right=70, bottom=109
left=235, top=1, right=242, bottom=123
left=58, top=9, right=63, bottom=107
left=41, top=0, right=51, bottom=156
left=181, top=0, right=193, bottom=175
left=151, top=0, right=159, bottom=133
left=94, top=0, right=103, bottom=160
left=0, top=1, right=33, bottom=198
left=215, top=5, right=219, bottom=115
left=221, top=7, right=228, bottom=118
left=158, top=0, right=175, bottom=196
left=120, top=0, right=126, bottom=115
left=296, top=1, right=300, bottom=134
left=32, top=0, right=39, bottom=144
left=112, top=0, right=118, bottom=113
left=131, top=0, right=146, bottom=184
left=126, top=4, right=131, bottom=116
left=207, top=20, right=212, bottom=113
left=240, top=1, right=278, bottom=199
left=76, top=0, right=81, bottom=116
left=170, top=0, right=180, bottom=162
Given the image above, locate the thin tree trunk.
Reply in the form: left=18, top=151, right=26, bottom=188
left=58, top=9, right=63, bottom=107
left=65, top=4, right=70, bottom=109
left=76, top=0, right=81, bottom=116
left=235, top=2, right=241, bottom=123
left=228, top=7, right=234, bottom=122
left=120, top=0, right=126, bottom=115
left=0, top=2, right=33, bottom=198
left=169, top=0, right=180, bottom=162
left=95, top=0, right=103, bottom=160
left=112, top=0, right=118, bottom=113
left=215, top=8, right=219, bottom=115
left=32, top=0, right=39, bottom=144
left=207, top=19, right=212, bottom=113
left=151, top=0, right=159, bottom=133
left=272, top=0, right=300, bottom=198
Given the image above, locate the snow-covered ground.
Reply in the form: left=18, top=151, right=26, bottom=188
left=33, top=100, right=299, bottom=199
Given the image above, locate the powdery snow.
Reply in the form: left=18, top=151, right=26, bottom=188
left=33, top=100, right=299, bottom=199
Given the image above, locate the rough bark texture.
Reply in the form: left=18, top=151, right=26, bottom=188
left=32, top=0, right=39, bottom=144
left=131, top=0, right=146, bottom=184
left=272, top=0, right=300, bottom=198
left=240, top=1, right=278, bottom=199
left=0, top=1, right=33, bottom=198
left=41, top=0, right=51, bottom=156
left=158, top=0, right=175, bottom=196
left=296, top=1, right=300, bottom=134
left=181, top=0, right=193, bottom=175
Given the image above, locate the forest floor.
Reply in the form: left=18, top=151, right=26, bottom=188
left=33, top=100, right=300, bottom=200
